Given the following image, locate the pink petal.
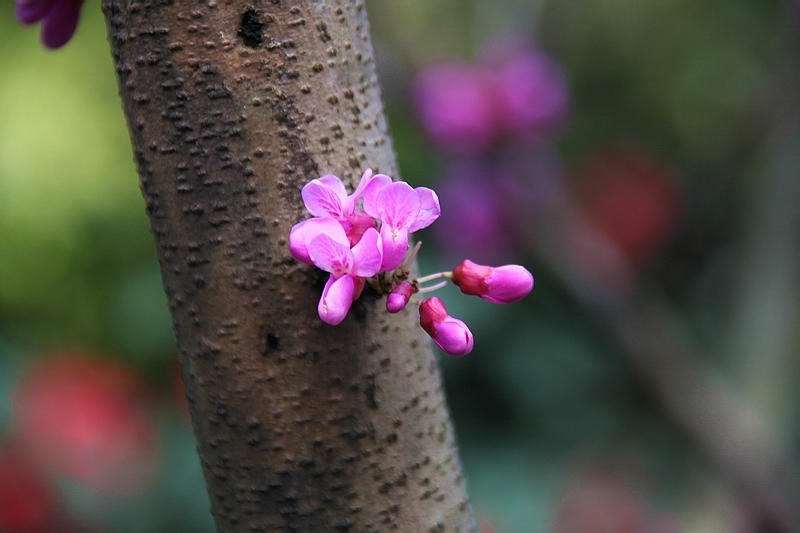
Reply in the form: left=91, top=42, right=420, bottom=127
left=308, top=233, right=354, bottom=277
left=418, top=297, right=474, bottom=356
left=379, top=222, right=410, bottom=272
left=316, top=174, right=348, bottom=197
left=343, top=168, right=375, bottom=213
left=350, top=227, right=383, bottom=277
left=433, top=317, right=474, bottom=356
left=408, top=187, right=441, bottom=232
left=318, top=274, right=355, bottom=325
left=375, top=181, right=420, bottom=230
left=386, top=281, right=414, bottom=313
left=484, top=264, right=534, bottom=304
left=344, top=211, right=377, bottom=247
left=288, top=218, right=348, bottom=264
left=361, top=174, right=393, bottom=219
left=302, top=175, right=347, bottom=218
left=419, top=297, right=449, bottom=332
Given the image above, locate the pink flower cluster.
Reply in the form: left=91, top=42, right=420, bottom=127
left=290, top=169, right=534, bottom=356
left=15, top=0, right=84, bottom=49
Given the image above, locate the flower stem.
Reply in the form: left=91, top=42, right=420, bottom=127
left=417, top=281, right=449, bottom=294
left=415, top=271, right=452, bottom=285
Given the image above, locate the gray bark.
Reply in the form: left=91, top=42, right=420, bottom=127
left=101, top=1, right=474, bottom=531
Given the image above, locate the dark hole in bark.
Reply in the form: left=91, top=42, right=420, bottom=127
left=238, top=9, right=264, bottom=48
left=267, top=333, right=281, bottom=350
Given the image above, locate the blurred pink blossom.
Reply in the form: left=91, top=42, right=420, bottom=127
left=433, top=151, right=563, bottom=263
left=413, top=38, right=570, bottom=153
left=13, top=352, right=159, bottom=495
left=412, top=63, right=498, bottom=153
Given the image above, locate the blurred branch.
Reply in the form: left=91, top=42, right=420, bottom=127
left=101, top=1, right=473, bottom=531
left=538, top=198, right=799, bottom=533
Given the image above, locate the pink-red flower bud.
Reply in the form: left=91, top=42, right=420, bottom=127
left=419, top=297, right=474, bottom=356
left=451, top=259, right=533, bottom=304
left=386, top=281, right=414, bottom=313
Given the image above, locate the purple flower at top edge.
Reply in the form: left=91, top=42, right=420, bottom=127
left=16, top=0, right=84, bottom=49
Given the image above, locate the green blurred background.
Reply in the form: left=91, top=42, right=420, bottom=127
left=1, top=1, right=799, bottom=532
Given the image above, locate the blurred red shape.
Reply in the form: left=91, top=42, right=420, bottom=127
left=552, top=473, right=648, bottom=533
left=577, top=148, right=681, bottom=269
left=13, top=352, right=159, bottom=496
left=0, top=445, right=57, bottom=533
left=478, top=515, right=502, bottom=533
left=552, top=472, right=685, bottom=533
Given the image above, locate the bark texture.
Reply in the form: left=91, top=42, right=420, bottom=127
left=101, top=1, right=474, bottom=532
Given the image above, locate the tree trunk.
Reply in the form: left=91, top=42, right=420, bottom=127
left=101, top=1, right=474, bottom=531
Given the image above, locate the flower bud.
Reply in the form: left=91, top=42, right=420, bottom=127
left=386, top=281, right=414, bottom=313
left=451, top=259, right=533, bottom=304
left=419, top=297, right=474, bottom=356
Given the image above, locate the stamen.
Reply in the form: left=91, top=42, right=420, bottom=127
left=401, top=241, right=423, bottom=271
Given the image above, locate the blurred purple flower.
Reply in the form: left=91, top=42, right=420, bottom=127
left=493, top=50, right=570, bottom=142
left=413, top=37, right=570, bottom=153
left=412, top=62, right=497, bottom=154
left=15, top=0, right=84, bottom=49
left=433, top=162, right=519, bottom=263
left=433, top=147, right=565, bottom=263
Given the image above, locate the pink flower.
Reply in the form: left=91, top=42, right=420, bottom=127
left=16, top=0, right=84, bottom=49
left=419, top=297, right=474, bottom=356
left=451, top=259, right=533, bottom=304
left=301, top=168, right=383, bottom=245
left=363, top=178, right=440, bottom=271
left=306, top=227, right=382, bottom=325
left=386, top=281, right=414, bottom=313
